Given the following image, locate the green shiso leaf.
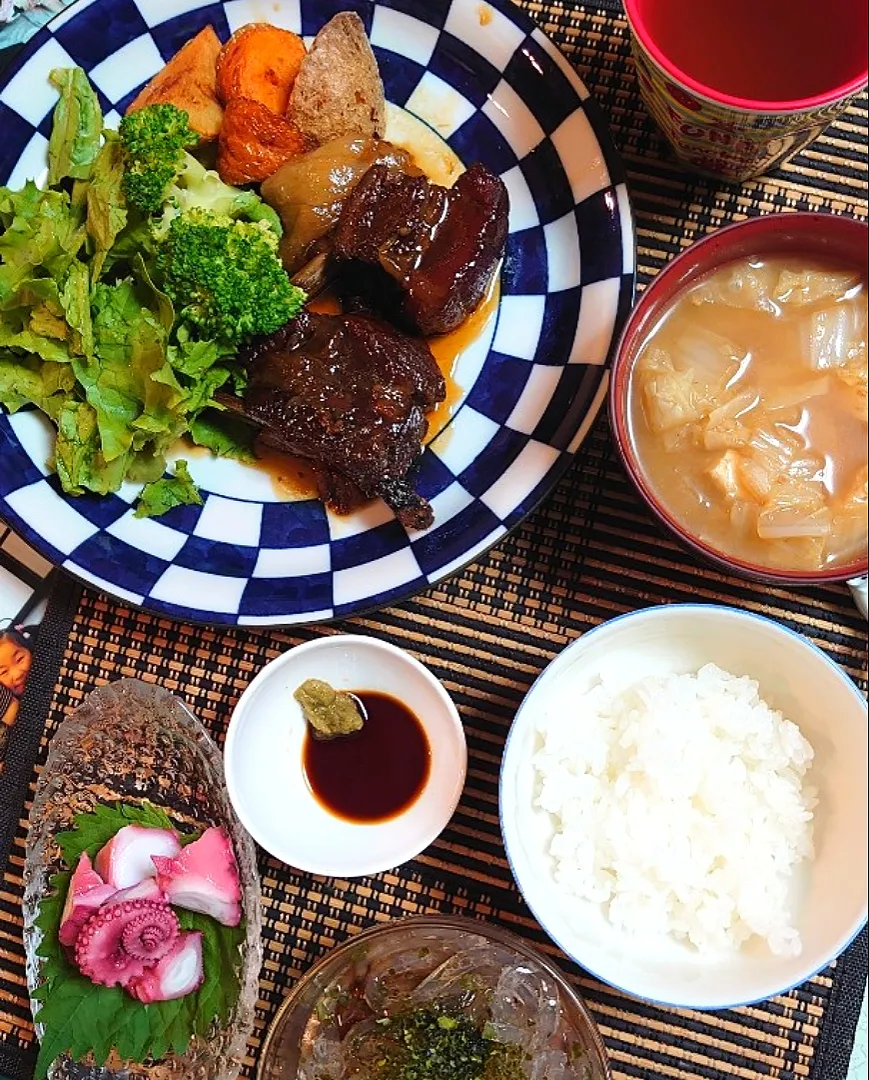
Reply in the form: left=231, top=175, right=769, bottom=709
left=33, top=801, right=244, bottom=1080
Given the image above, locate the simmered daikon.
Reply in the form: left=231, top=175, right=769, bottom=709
left=630, top=256, right=868, bottom=572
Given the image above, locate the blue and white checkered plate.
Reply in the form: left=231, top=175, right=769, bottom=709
left=0, top=0, right=635, bottom=626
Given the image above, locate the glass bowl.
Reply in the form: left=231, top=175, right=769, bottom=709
left=23, top=678, right=262, bottom=1080
left=257, top=915, right=612, bottom=1080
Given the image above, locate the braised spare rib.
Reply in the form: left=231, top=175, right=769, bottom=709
left=237, top=310, right=445, bottom=530
left=332, top=162, right=510, bottom=335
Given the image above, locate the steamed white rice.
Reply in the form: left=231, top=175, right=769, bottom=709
left=532, top=663, right=816, bottom=956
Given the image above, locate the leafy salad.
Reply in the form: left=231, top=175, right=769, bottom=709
left=0, top=67, right=306, bottom=516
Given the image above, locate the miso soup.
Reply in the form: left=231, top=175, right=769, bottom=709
left=629, top=256, right=868, bottom=572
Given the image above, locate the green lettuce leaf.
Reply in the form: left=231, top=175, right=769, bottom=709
left=0, top=351, right=74, bottom=416
left=180, top=364, right=233, bottom=414
left=3, top=274, right=63, bottom=310
left=168, top=338, right=227, bottom=378
left=0, top=272, right=190, bottom=499
left=189, top=409, right=256, bottom=462
left=60, top=261, right=93, bottom=358
left=0, top=325, right=71, bottom=364
left=98, top=215, right=156, bottom=279
left=54, top=400, right=100, bottom=493
left=134, top=253, right=175, bottom=334
left=0, top=176, right=44, bottom=229
left=0, top=182, right=86, bottom=287
left=168, top=339, right=244, bottom=419
left=134, top=459, right=203, bottom=518
left=29, top=304, right=69, bottom=341
left=0, top=276, right=73, bottom=366
left=1, top=67, right=289, bottom=519
left=86, top=133, right=128, bottom=281
left=124, top=445, right=176, bottom=485
left=71, top=280, right=183, bottom=463
left=53, top=399, right=131, bottom=495
left=47, top=67, right=103, bottom=186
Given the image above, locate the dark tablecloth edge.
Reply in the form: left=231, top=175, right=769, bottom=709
left=0, top=573, right=79, bottom=1080
left=813, top=928, right=868, bottom=1080
left=0, top=574, right=81, bottom=873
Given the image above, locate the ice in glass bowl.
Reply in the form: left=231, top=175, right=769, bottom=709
left=257, top=916, right=611, bottom=1080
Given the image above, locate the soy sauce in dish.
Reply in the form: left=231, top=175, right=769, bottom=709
left=302, top=692, right=431, bottom=823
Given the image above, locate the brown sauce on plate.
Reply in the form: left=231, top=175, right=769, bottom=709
left=303, top=691, right=431, bottom=823
left=426, top=272, right=500, bottom=443
left=252, top=442, right=321, bottom=500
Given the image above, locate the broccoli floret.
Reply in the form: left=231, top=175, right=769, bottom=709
left=119, top=104, right=199, bottom=213
left=119, top=104, right=283, bottom=233
left=154, top=208, right=305, bottom=346
left=235, top=196, right=283, bottom=237
left=159, top=153, right=283, bottom=237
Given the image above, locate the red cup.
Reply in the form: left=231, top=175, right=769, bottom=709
left=624, top=0, right=869, bottom=181
left=609, top=212, right=869, bottom=587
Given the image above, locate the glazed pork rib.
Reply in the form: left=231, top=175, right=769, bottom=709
left=237, top=310, right=446, bottom=529
left=332, top=162, right=510, bottom=335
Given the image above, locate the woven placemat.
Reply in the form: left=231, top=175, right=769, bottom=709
left=2, top=1, right=868, bottom=1078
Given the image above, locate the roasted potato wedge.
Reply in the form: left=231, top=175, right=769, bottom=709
left=217, top=96, right=308, bottom=184
left=126, top=26, right=223, bottom=140
left=216, top=23, right=307, bottom=115
left=288, top=12, right=385, bottom=146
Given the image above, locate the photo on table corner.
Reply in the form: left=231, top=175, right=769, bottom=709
left=0, top=619, right=37, bottom=762
left=0, top=525, right=55, bottom=767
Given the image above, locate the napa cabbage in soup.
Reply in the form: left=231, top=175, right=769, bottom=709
left=629, top=256, right=868, bottom=572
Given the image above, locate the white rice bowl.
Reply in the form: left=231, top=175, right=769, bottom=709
left=533, top=663, right=816, bottom=957
left=499, top=605, right=869, bottom=1009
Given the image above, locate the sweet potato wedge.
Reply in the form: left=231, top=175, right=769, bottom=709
left=288, top=13, right=385, bottom=146
left=216, top=23, right=307, bottom=115
left=217, top=96, right=308, bottom=185
left=126, top=26, right=223, bottom=141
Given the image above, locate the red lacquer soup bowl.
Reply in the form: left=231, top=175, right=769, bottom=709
left=609, top=212, right=869, bottom=586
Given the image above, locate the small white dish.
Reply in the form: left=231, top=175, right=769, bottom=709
left=224, top=635, right=466, bottom=877
left=500, top=604, right=868, bottom=1010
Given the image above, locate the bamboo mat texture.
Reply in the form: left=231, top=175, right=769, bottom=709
left=1, top=1, right=868, bottom=1079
